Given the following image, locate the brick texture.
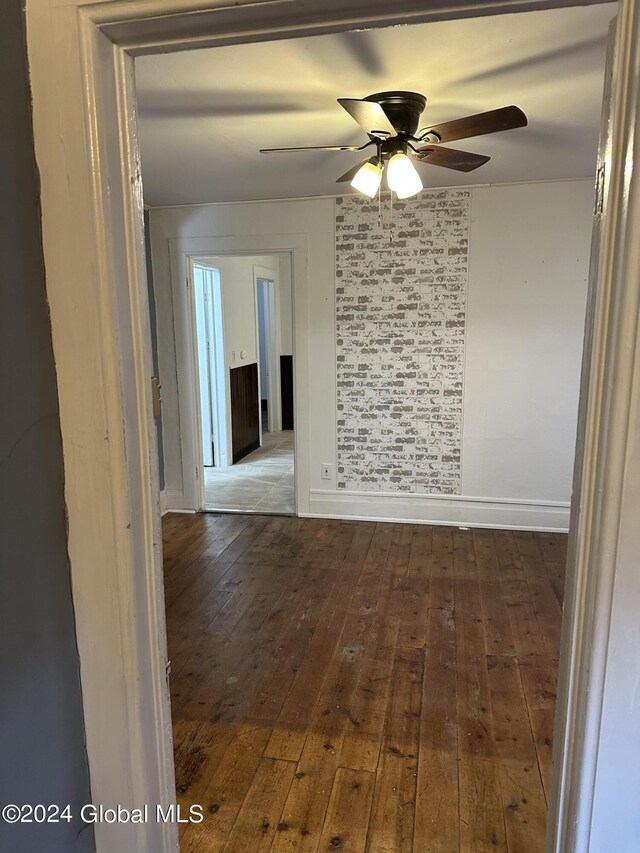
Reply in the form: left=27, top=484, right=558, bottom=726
left=335, top=189, right=470, bottom=494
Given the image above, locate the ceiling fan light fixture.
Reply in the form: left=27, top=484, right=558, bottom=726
left=386, top=152, right=423, bottom=199
left=351, top=158, right=383, bottom=198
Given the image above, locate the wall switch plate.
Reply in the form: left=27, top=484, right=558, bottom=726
left=231, top=350, right=236, bottom=363
left=321, top=463, right=332, bottom=480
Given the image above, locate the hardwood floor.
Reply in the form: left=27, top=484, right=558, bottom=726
left=162, top=513, right=566, bottom=852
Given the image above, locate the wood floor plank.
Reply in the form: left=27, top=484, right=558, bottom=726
left=429, top=526, right=455, bottom=612
left=271, top=588, right=384, bottom=850
left=339, top=573, right=402, bottom=773
left=513, top=532, right=563, bottom=659
left=180, top=723, right=272, bottom=852
left=342, top=523, right=377, bottom=571
left=318, top=768, right=375, bottom=853
left=222, top=757, right=297, bottom=852
left=495, top=532, right=549, bottom=664
left=167, top=585, right=234, bottom=646
left=248, top=592, right=329, bottom=727
left=165, top=515, right=256, bottom=584
left=472, top=528, right=502, bottom=582
left=536, top=532, right=567, bottom=565
left=395, top=526, right=429, bottom=649
left=414, top=606, right=459, bottom=853
left=473, top=530, right=517, bottom=658
left=172, top=589, right=283, bottom=718
left=385, top=523, right=414, bottom=578
left=407, top=524, right=433, bottom=578
left=176, top=591, right=333, bottom=835
left=454, top=532, right=508, bottom=853
left=265, top=530, right=369, bottom=762
left=543, top=560, right=565, bottom=607
left=486, top=656, right=548, bottom=853
left=492, top=530, right=527, bottom=583
left=358, top=523, right=394, bottom=584
left=263, top=579, right=355, bottom=762
left=517, top=663, right=558, bottom=801
left=365, top=645, right=423, bottom=853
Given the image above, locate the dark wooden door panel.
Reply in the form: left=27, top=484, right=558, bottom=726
left=230, top=363, right=259, bottom=463
left=280, top=355, right=294, bottom=430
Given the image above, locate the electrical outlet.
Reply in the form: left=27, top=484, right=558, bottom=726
left=231, top=350, right=236, bottom=363
left=321, top=463, right=332, bottom=480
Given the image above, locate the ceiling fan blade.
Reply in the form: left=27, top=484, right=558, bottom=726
left=413, top=146, right=490, bottom=172
left=419, top=105, right=527, bottom=143
left=336, top=158, right=373, bottom=183
left=260, top=144, right=363, bottom=153
left=338, top=98, right=397, bottom=138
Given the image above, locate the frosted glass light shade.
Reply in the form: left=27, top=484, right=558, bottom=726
left=386, top=152, right=423, bottom=199
left=351, top=160, right=383, bottom=198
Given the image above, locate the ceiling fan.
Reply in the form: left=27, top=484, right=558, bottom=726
left=259, top=91, right=527, bottom=199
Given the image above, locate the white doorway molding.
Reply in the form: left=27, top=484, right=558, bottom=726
left=254, top=264, right=283, bottom=435
left=192, top=262, right=229, bottom=471
left=24, top=1, right=640, bottom=852
left=170, top=240, right=305, bottom=513
left=192, top=264, right=217, bottom=468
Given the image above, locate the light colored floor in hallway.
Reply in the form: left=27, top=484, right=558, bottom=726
left=204, top=430, right=294, bottom=513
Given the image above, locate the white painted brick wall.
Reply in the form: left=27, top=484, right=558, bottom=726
left=335, top=189, right=470, bottom=494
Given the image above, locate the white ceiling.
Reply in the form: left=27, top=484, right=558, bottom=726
left=135, top=3, right=614, bottom=206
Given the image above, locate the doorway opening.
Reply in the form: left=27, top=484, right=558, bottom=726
left=32, top=0, right=635, bottom=847
left=191, top=253, right=296, bottom=514
left=136, top=5, right=613, bottom=849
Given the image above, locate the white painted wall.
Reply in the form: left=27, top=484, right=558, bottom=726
left=463, top=181, right=594, bottom=502
left=279, top=254, right=293, bottom=355
left=150, top=179, right=594, bottom=529
left=215, top=255, right=268, bottom=363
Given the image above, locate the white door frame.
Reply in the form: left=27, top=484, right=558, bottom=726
left=24, top=1, right=640, bottom=852
left=172, top=241, right=304, bottom=513
left=191, top=261, right=230, bottom=483
left=189, top=260, right=233, bottom=479
left=192, top=264, right=216, bottom=468
left=254, top=265, right=283, bottom=434
left=203, top=265, right=228, bottom=469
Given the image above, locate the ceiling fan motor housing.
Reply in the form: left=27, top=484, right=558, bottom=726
left=365, top=91, right=427, bottom=137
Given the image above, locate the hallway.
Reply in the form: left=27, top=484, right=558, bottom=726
left=204, top=430, right=294, bottom=514
left=163, top=512, right=565, bottom=852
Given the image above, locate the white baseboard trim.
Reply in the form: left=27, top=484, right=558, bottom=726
left=304, top=489, right=570, bottom=532
left=160, top=489, right=194, bottom=515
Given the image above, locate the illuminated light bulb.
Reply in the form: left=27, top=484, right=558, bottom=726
left=351, top=159, right=383, bottom=198
left=386, top=152, right=423, bottom=199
